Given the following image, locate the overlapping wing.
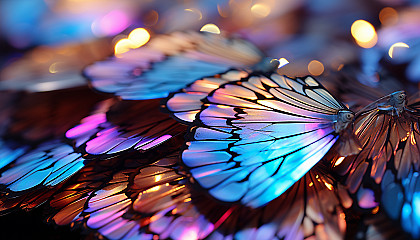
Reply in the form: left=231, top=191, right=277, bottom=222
left=0, top=140, right=28, bottom=170
left=51, top=153, right=223, bottom=240
left=49, top=152, right=352, bottom=240
left=84, top=31, right=264, bottom=100
left=66, top=98, right=186, bottom=158
left=0, top=141, right=85, bottom=213
left=164, top=69, right=249, bottom=123
left=183, top=73, right=350, bottom=207
left=333, top=93, right=420, bottom=238
left=336, top=94, right=420, bottom=195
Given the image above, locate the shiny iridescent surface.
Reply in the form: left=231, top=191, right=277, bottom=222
left=337, top=91, right=419, bottom=194
left=49, top=148, right=352, bottom=240
left=182, top=71, right=353, bottom=207
left=3, top=1, right=420, bottom=237
left=5, top=87, right=105, bottom=143
left=0, top=140, right=28, bottom=170
left=333, top=91, right=420, bottom=239
left=165, top=70, right=249, bottom=123
left=0, top=141, right=85, bottom=212
left=85, top=31, right=264, bottom=100
left=66, top=99, right=186, bottom=157
left=51, top=153, right=218, bottom=240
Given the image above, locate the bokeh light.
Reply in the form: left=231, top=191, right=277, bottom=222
left=114, top=39, right=135, bottom=56
left=388, top=42, right=409, bottom=58
left=200, top=24, right=221, bottom=34
left=251, top=3, right=271, bottom=18
left=308, top=60, right=324, bottom=76
left=184, top=8, right=203, bottom=21
left=127, top=28, right=151, bottom=48
left=351, top=20, right=377, bottom=48
left=114, top=28, right=150, bottom=56
left=379, top=7, right=398, bottom=26
left=91, top=10, right=130, bottom=37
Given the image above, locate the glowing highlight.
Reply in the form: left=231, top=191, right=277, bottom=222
left=388, top=42, right=409, bottom=58
left=251, top=3, right=271, bottom=18
left=351, top=20, right=377, bottom=48
left=200, top=24, right=221, bottom=34
left=114, top=28, right=150, bottom=57
left=308, top=60, right=324, bottom=76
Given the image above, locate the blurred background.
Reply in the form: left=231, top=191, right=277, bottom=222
left=1, top=0, right=420, bottom=89
left=0, top=0, right=420, bottom=239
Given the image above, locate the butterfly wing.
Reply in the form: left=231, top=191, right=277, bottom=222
left=0, top=141, right=85, bottom=213
left=50, top=149, right=351, bottom=240
left=164, top=69, right=249, bottom=123
left=51, top=152, right=226, bottom=240
left=66, top=98, right=186, bottom=158
left=336, top=95, right=420, bottom=194
left=84, top=31, right=264, bottom=100
left=381, top=169, right=420, bottom=239
left=210, top=168, right=351, bottom=240
left=333, top=94, right=420, bottom=238
left=183, top=72, right=351, bottom=207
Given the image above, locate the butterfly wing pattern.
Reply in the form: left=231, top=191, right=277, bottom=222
left=85, top=31, right=264, bottom=100
left=66, top=98, right=186, bottom=158
left=0, top=93, right=185, bottom=214
left=164, top=69, right=249, bottom=124
left=332, top=91, right=420, bottom=238
left=48, top=148, right=352, bottom=240
left=180, top=71, right=357, bottom=207
left=50, top=152, right=223, bottom=240
left=3, top=29, right=419, bottom=240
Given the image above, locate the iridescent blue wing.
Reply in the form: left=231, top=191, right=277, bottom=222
left=0, top=141, right=85, bottom=213
left=381, top=169, right=420, bottom=239
left=0, top=140, right=28, bottom=170
left=183, top=72, right=354, bottom=207
left=49, top=157, right=125, bottom=225
left=84, top=31, right=264, bottom=100
left=66, top=98, right=186, bottom=158
left=164, top=69, right=249, bottom=124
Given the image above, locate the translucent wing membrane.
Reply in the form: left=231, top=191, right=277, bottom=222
left=66, top=98, right=186, bottom=158
left=332, top=65, right=406, bottom=109
left=164, top=70, right=249, bottom=123
left=50, top=151, right=351, bottom=240
left=183, top=73, right=354, bottom=207
left=50, top=158, right=125, bottom=226
left=52, top=153, right=219, bottom=240
left=333, top=92, right=420, bottom=238
left=336, top=92, right=420, bottom=194
left=214, top=169, right=351, bottom=240
left=0, top=141, right=85, bottom=213
left=85, top=31, right=264, bottom=100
